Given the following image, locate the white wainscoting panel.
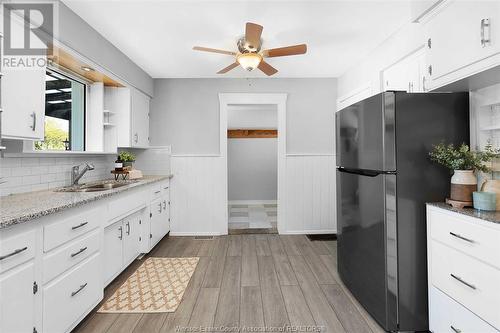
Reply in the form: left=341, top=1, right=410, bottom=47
left=170, top=154, right=336, bottom=236
left=170, top=155, right=227, bottom=236
left=280, top=155, right=337, bottom=234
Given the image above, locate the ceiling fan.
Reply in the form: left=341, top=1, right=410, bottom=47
left=193, top=22, right=307, bottom=76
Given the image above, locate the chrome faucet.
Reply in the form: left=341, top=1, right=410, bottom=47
left=71, top=162, right=95, bottom=185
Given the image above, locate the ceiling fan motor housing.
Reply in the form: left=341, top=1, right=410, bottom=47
left=237, top=37, right=262, bottom=53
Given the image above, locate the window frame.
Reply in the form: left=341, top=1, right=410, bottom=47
left=39, top=66, right=89, bottom=152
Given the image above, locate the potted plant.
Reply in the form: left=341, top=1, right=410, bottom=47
left=429, top=142, right=499, bottom=203
left=118, top=151, right=136, bottom=169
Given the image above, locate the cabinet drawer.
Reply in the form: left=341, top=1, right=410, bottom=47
left=43, top=253, right=103, bottom=333
left=150, top=183, right=163, bottom=201
left=430, top=286, right=498, bottom=333
left=0, top=229, right=36, bottom=274
left=43, top=229, right=101, bottom=284
left=429, top=209, right=500, bottom=269
left=44, top=207, right=101, bottom=252
left=431, top=241, right=500, bottom=329
left=159, top=180, right=170, bottom=193
left=108, top=188, right=147, bottom=223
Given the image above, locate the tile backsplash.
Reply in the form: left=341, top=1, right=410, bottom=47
left=0, top=155, right=114, bottom=196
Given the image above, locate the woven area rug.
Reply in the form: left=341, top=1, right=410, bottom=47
left=98, top=257, right=199, bottom=313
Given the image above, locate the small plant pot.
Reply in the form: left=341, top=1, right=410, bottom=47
left=450, top=170, right=477, bottom=202
left=123, top=161, right=135, bottom=169
left=473, top=191, right=497, bottom=211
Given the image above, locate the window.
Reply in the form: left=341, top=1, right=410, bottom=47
left=35, top=70, right=86, bottom=151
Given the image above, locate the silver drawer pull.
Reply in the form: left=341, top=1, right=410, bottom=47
left=70, top=247, right=88, bottom=258
left=71, top=283, right=88, bottom=297
left=154, top=190, right=161, bottom=194
left=0, top=246, right=28, bottom=261
left=163, top=186, right=169, bottom=190
left=450, top=273, right=476, bottom=290
left=450, top=325, right=462, bottom=333
left=449, top=232, right=475, bottom=244
left=71, top=221, right=88, bottom=230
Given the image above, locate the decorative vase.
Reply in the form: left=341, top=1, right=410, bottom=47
left=481, top=179, right=500, bottom=211
left=450, top=170, right=477, bottom=202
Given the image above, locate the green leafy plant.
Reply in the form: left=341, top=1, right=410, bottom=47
left=118, top=151, right=136, bottom=162
left=429, top=142, right=499, bottom=173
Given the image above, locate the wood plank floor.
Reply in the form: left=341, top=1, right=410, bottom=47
left=73, top=235, right=384, bottom=333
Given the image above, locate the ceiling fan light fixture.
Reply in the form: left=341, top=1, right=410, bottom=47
left=237, top=53, right=262, bottom=71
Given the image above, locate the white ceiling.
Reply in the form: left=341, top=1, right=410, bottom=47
left=62, top=0, right=411, bottom=79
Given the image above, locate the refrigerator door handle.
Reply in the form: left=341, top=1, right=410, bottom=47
left=336, top=167, right=385, bottom=177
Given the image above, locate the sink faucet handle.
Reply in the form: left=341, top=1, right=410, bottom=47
left=85, top=162, right=95, bottom=170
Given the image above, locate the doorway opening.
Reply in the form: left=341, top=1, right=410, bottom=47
left=219, top=93, right=287, bottom=235
left=227, top=104, right=278, bottom=234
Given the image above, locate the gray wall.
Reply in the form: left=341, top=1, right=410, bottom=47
left=228, top=138, right=277, bottom=201
left=150, top=78, right=337, bottom=155
left=58, top=3, right=154, bottom=96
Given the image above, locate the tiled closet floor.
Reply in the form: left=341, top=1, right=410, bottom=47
left=228, top=203, right=277, bottom=231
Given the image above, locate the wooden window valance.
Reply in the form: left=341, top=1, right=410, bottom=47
left=227, top=129, right=277, bottom=138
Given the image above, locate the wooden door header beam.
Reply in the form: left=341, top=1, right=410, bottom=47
left=227, top=129, right=277, bottom=138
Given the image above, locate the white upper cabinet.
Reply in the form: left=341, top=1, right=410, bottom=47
left=425, top=0, right=500, bottom=88
left=1, top=11, right=46, bottom=140
left=383, top=47, right=427, bottom=93
left=2, top=68, right=46, bottom=140
left=106, top=87, right=150, bottom=148
left=130, top=89, right=150, bottom=147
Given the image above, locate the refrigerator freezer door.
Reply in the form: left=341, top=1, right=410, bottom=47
left=336, top=92, right=396, bottom=172
left=336, top=168, right=398, bottom=331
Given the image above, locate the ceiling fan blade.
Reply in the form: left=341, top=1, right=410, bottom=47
left=258, top=60, right=278, bottom=76
left=217, top=62, right=239, bottom=74
left=193, top=46, right=236, bottom=56
left=245, top=22, right=263, bottom=49
left=263, top=44, right=307, bottom=58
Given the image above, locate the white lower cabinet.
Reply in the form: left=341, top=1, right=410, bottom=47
left=427, top=205, right=500, bottom=332
left=150, top=195, right=170, bottom=249
left=103, top=221, right=124, bottom=284
left=123, top=214, right=142, bottom=266
left=0, top=261, right=37, bottom=333
left=43, top=253, right=102, bottom=333
left=0, top=179, right=171, bottom=333
left=103, top=210, right=143, bottom=285
left=430, top=287, right=498, bottom=333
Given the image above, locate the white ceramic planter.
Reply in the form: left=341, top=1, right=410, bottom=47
left=451, top=170, right=477, bottom=185
left=450, top=170, right=477, bottom=203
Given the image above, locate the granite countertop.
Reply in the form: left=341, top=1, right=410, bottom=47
left=0, top=174, right=173, bottom=230
left=427, top=202, right=500, bottom=224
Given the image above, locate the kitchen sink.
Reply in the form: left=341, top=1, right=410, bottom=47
left=55, top=180, right=138, bottom=192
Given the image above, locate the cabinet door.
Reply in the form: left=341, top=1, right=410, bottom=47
left=123, top=215, right=141, bottom=265
left=383, top=60, right=410, bottom=92
left=130, top=89, right=150, bottom=147
left=426, top=1, right=500, bottom=81
left=150, top=198, right=164, bottom=248
left=0, top=262, right=36, bottom=333
left=103, top=222, right=123, bottom=284
left=2, top=68, right=45, bottom=140
left=161, top=195, right=170, bottom=235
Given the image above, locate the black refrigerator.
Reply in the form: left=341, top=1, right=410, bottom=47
left=335, top=91, right=469, bottom=332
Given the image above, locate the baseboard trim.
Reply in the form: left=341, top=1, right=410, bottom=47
left=229, top=200, right=278, bottom=205
left=169, top=231, right=225, bottom=236
left=279, top=229, right=337, bottom=235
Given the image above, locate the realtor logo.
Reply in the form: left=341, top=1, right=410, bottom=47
left=3, top=2, right=54, bottom=56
